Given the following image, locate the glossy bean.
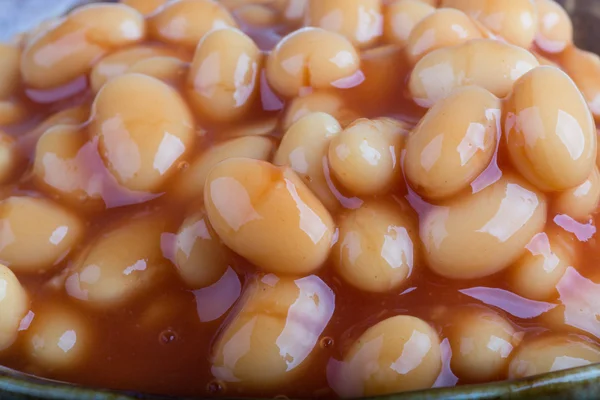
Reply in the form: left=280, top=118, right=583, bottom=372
left=0, top=196, right=84, bottom=273
left=446, top=306, right=520, bottom=382
left=0, top=265, right=28, bottom=351
left=409, top=39, right=538, bottom=107
left=266, top=27, right=360, bottom=97
left=174, top=208, right=231, bottom=289
left=148, top=0, right=237, bottom=48
left=383, top=0, right=435, bottom=46
left=91, top=73, right=195, bottom=192
left=21, top=3, right=145, bottom=88
left=186, top=28, right=262, bottom=122
left=328, top=117, right=406, bottom=196
left=204, top=158, right=335, bottom=275
left=420, top=174, right=547, bottom=279
left=440, top=0, right=537, bottom=48
left=0, top=44, right=21, bottom=99
left=534, top=0, right=572, bottom=54
left=305, top=0, right=383, bottom=49
left=406, top=8, right=481, bottom=64
left=507, top=230, right=573, bottom=301
left=331, top=316, right=441, bottom=397
left=274, top=112, right=342, bottom=211
left=405, top=86, right=500, bottom=200
left=212, top=274, right=334, bottom=389
left=504, top=66, right=596, bottom=191
left=508, top=334, right=600, bottom=379
left=65, top=215, right=170, bottom=308
left=332, top=199, right=419, bottom=293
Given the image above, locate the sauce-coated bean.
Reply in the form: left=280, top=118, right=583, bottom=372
left=91, top=73, right=195, bottom=192
left=274, top=112, right=342, bottom=211
left=383, top=0, right=435, bottom=46
left=504, top=66, right=596, bottom=191
left=0, top=265, right=28, bottom=351
left=330, top=316, right=441, bottom=397
left=266, top=27, right=360, bottom=97
left=186, top=28, right=262, bottom=122
left=148, top=0, right=237, bottom=48
left=332, top=199, right=419, bottom=293
left=0, top=196, right=84, bottom=273
left=305, top=0, right=383, bottom=49
left=420, top=174, right=547, bottom=279
left=204, top=158, right=335, bottom=275
left=404, top=86, right=500, bottom=200
left=409, top=39, right=538, bottom=107
left=406, top=8, right=481, bottom=64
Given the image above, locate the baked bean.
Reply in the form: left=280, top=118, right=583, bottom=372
left=409, top=39, right=539, bottom=107
left=0, top=196, right=84, bottom=273
left=328, top=117, right=406, bottom=196
left=25, top=304, right=90, bottom=369
left=404, top=86, right=500, bottom=200
left=90, top=45, right=179, bottom=93
left=553, top=167, right=600, bottom=221
left=212, top=274, right=334, bottom=389
left=0, top=101, right=27, bottom=126
left=440, top=0, right=537, bottom=49
left=148, top=0, right=237, bottom=48
left=282, top=91, right=359, bottom=131
left=507, top=230, right=572, bottom=302
left=331, top=316, right=441, bottom=397
left=383, top=0, right=435, bottom=46
left=305, top=0, right=383, bottom=49
left=21, top=3, right=146, bottom=89
left=533, top=50, right=559, bottom=67
left=332, top=199, right=419, bottom=293
left=235, top=4, right=279, bottom=26
left=560, top=46, right=600, bottom=122
left=186, top=28, right=262, bottom=122
left=274, top=112, right=341, bottom=211
left=505, top=66, right=596, bottom=192
left=65, top=215, right=170, bottom=308
left=174, top=208, right=231, bottom=289
left=121, top=0, right=169, bottom=15
left=446, top=306, right=520, bottom=382
left=127, top=56, right=188, bottom=86
left=0, top=44, right=21, bottom=99
left=420, top=174, right=547, bottom=279
left=172, top=136, right=273, bottom=202
left=508, top=334, right=600, bottom=379
left=32, top=125, right=97, bottom=206
left=266, top=27, right=360, bottom=97
left=417, top=0, right=438, bottom=5
left=204, top=158, right=334, bottom=275
left=0, top=132, right=22, bottom=184
left=91, top=73, right=195, bottom=192
left=0, top=265, right=28, bottom=351
left=406, top=8, right=481, bottom=64
left=534, top=0, right=572, bottom=54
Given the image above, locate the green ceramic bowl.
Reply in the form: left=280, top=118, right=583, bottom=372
left=2, top=0, right=600, bottom=398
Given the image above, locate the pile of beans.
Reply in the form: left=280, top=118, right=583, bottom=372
left=0, top=0, right=600, bottom=398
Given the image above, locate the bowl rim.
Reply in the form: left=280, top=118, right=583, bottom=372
left=1, top=363, right=600, bottom=399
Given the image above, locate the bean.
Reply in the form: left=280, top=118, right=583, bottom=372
left=266, top=27, right=360, bottom=97
left=404, top=86, right=500, bottom=200
left=504, top=66, right=596, bottom=191
left=409, top=39, right=538, bottom=107
left=420, top=174, right=547, bottom=279
left=204, top=158, right=335, bottom=275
